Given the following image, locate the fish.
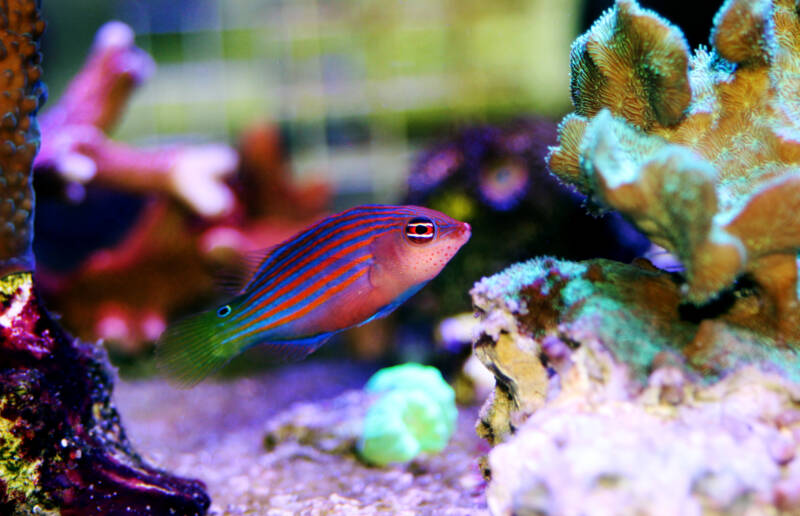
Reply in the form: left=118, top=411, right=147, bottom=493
left=156, top=205, right=471, bottom=386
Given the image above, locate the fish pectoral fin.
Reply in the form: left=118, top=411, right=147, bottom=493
left=367, top=259, right=389, bottom=289
left=357, top=282, right=428, bottom=327
left=255, top=333, right=333, bottom=362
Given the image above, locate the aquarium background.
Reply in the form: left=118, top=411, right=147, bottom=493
left=7, top=1, right=779, bottom=514
left=42, top=0, right=581, bottom=206
left=32, top=0, right=722, bottom=363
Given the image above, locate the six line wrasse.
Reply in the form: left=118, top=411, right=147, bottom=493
left=156, top=204, right=471, bottom=386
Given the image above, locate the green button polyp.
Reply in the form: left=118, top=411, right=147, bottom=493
left=357, top=363, right=457, bottom=466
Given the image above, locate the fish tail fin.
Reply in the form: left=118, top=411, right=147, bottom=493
left=155, top=310, right=238, bottom=388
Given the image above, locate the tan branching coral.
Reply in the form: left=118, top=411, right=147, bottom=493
left=0, top=0, right=45, bottom=274
left=547, top=0, right=800, bottom=338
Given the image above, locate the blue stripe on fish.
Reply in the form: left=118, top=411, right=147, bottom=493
left=244, top=206, right=416, bottom=293
left=225, top=254, right=373, bottom=346
left=235, top=218, right=395, bottom=310
left=231, top=250, right=374, bottom=333
left=233, top=222, right=396, bottom=322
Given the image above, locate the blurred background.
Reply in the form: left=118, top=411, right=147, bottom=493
left=42, top=0, right=580, bottom=204
left=33, top=0, right=720, bottom=377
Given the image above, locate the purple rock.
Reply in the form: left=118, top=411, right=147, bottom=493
left=1, top=273, right=210, bottom=514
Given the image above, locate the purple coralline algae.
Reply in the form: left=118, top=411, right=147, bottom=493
left=0, top=1, right=210, bottom=514
left=472, top=0, right=800, bottom=514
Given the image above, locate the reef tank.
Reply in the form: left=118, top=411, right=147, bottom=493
left=11, top=0, right=800, bottom=514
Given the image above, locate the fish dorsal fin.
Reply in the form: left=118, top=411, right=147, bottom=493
left=215, top=246, right=278, bottom=294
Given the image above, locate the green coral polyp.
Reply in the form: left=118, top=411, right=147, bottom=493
left=358, top=364, right=457, bottom=466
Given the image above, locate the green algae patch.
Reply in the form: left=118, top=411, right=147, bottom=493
left=0, top=398, right=47, bottom=512
left=358, top=364, right=457, bottom=466
left=0, top=272, right=31, bottom=299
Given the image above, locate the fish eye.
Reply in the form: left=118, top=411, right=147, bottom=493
left=405, top=217, right=436, bottom=244
left=217, top=305, right=232, bottom=317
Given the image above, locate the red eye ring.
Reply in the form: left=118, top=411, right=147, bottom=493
left=405, top=217, right=436, bottom=244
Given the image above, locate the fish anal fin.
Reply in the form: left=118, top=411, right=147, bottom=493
left=252, top=333, right=333, bottom=363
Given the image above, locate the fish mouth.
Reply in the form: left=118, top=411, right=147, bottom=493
left=442, top=221, right=471, bottom=243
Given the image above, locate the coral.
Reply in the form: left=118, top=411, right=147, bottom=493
left=358, top=364, right=457, bottom=466
left=35, top=21, right=238, bottom=218
left=43, top=201, right=221, bottom=352
left=0, top=0, right=45, bottom=275
left=473, top=4, right=800, bottom=509
left=0, top=2, right=210, bottom=513
left=471, top=259, right=800, bottom=513
left=580, top=0, right=721, bottom=50
left=547, top=0, right=800, bottom=339
left=471, top=257, right=800, bottom=446
left=236, top=122, right=331, bottom=221
left=364, top=363, right=457, bottom=428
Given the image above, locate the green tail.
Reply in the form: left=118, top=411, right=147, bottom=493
left=155, top=310, right=240, bottom=388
